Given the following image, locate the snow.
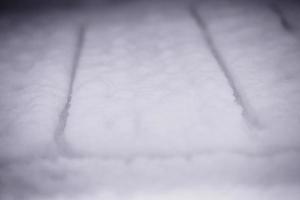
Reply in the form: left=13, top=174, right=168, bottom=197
left=196, top=0, right=300, bottom=149
left=276, top=0, right=300, bottom=31
left=0, top=14, right=75, bottom=160
left=0, top=0, right=300, bottom=199
left=1, top=153, right=300, bottom=199
left=30, top=185, right=300, bottom=200
left=65, top=0, right=252, bottom=157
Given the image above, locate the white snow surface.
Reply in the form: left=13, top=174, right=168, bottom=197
left=0, top=13, right=76, bottom=160
left=0, top=0, right=300, bottom=199
left=197, top=0, right=300, bottom=148
left=65, top=0, right=252, bottom=157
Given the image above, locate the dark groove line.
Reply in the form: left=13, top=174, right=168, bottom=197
left=61, top=146, right=300, bottom=162
left=270, top=2, right=293, bottom=32
left=3, top=146, right=300, bottom=167
left=54, top=25, right=86, bottom=157
left=189, top=3, right=261, bottom=129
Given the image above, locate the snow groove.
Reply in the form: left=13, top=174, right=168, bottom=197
left=189, top=3, right=261, bottom=129
left=270, top=2, right=293, bottom=32
left=62, top=146, right=300, bottom=163
left=54, top=24, right=86, bottom=158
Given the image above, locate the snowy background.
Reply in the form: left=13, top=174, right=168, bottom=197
left=0, top=0, right=300, bottom=199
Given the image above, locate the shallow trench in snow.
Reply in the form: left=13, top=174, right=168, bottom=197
left=0, top=0, right=300, bottom=199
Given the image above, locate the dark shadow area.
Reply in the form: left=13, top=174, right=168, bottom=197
left=0, top=0, right=79, bottom=11
left=0, top=0, right=139, bottom=12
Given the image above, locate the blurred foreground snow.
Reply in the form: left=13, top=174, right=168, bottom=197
left=0, top=0, right=300, bottom=199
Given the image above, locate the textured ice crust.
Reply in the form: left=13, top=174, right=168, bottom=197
left=0, top=0, right=300, bottom=199
left=0, top=14, right=75, bottom=160
left=65, top=1, right=250, bottom=157
left=197, top=0, right=300, bottom=149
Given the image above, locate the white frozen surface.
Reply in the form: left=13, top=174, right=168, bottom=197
left=277, top=0, right=300, bottom=31
left=1, top=153, right=300, bottom=199
left=0, top=0, right=300, bottom=199
left=0, top=14, right=75, bottom=160
left=65, top=1, right=252, bottom=157
left=197, top=0, right=300, bottom=149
